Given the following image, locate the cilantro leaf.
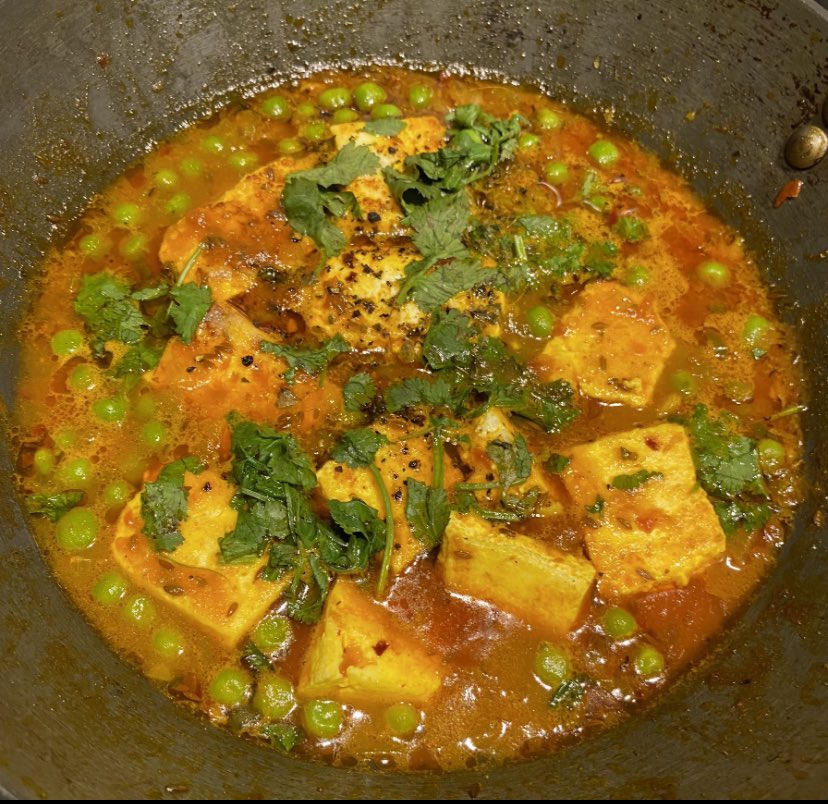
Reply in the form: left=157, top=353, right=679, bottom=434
left=385, top=375, right=460, bottom=413
left=113, top=342, right=163, bottom=378
left=168, top=283, right=213, bottom=344
left=501, top=379, right=580, bottom=434
left=261, top=334, right=350, bottom=383
left=261, top=723, right=303, bottom=753
left=422, top=309, right=475, bottom=371
left=586, top=496, right=605, bottom=515
left=342, top=372, right=377, bottom=412
left=363, top=118, right=406, bottom=137
left=486, top=434, right=532, bottom=489
left=544, top=453, right=571, bottom=474
left=404, top=478, right=450, bottom=549
left=408, top=259, right=493, bottom=313
left=614, top=215, right=650, bottom=243
left=141, top=457, right=203, bottom=552
left=282, top=142, right=380, bottom=260
left=74, top=272, right=146, bottom=353
left=610, top=470, right=663, bottom=491
left=328, top=498, right=385, bottom=554
left=26, top=490, right=84, bottom=522
left=583, top=241, right=618, bottom=278
left=330, top=428, right=387, bottom=468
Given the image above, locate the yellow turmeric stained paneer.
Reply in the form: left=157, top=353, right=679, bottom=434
left=159, top=154, right=318, bottom=301
left=533, top=281, right=675, bottom=408
left=317, top=421, right=462, bottom=574
left=459, top=408, right=564, bottom=517
left=297, top=580, right=445, bottom=705
left=438, top=513, right=596, bottom=635
left=111, top=469, right=288, bottom=647
left=561, top=423, right=726, bottom=596
left=330, top=116, right=446, bottom=237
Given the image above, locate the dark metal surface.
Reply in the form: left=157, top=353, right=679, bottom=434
left=1, top=0, right=827, bottom=798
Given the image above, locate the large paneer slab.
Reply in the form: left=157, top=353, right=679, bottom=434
left=534, top=281, right=675, bottom=408
left=438, top=513, right=595, bottom=635
left=330, top=116, right=446, bottom=236
left=112, top=470, right=287, bottom=647
left=159, top=154, right=319, bottom=301
left=561, top=423, right=726, bottom=596
left=297, top=580, right=445, bottom=705
left=317, top=422, right=462, bottom=574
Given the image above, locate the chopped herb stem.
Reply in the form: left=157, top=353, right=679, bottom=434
left=370, top=463, right=396, bottom=597
left=175, top=243, right=205, bottom=287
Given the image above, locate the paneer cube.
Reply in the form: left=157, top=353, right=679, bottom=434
left=533, top=281, right=675, bottom=408
left=111, top=470, right=287, bottom=647
left=561, top=423, right=726, bottom=596
left=438, top=513, right=596, bottom=635
left=458, top=408, right=564, bottom=517
left=317, top=421, right=462, bottom=574
left=148, top=301, right=342, bottom=431
left=297, top=580, right=445, bottom=705
left=330, top=116, right=446, bottom=237
left=159, top=154, right=319, bottom=301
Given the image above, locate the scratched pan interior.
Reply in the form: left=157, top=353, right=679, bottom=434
left=1, top=0, right=827, bottom=799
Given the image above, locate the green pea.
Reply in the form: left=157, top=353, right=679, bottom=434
left=111, top=202, right=141, bottom=227
left=92, top=396, right=128, bottom=424
left=152, top=628, right=185, bottom=659
left=133, top=394, right=156, bottom=420
left=518, top=132, right=540, bottom=150
left=119, top=233, right=148, bottom=260
left=371, top=103, right=402, bottom=120
left=165, top=193, right=191, bottom=217
left=209, top=667, right=251, bottom=707
left=303, top=699, right=342, bottom=739
left=602, top=606, right=638, bottom=639
left=57, top=457, right=93, bottom=489
left=670, top=369, right=697, bottom=396
left=526, top=305, right=555, bottom=338
left=228, top=151, right=259, bottom=171
left=119, top=454, right=147, bottom=487
left=67, top=363, right=98, bottom=393
left=624, top=265, right=650, bottom=287
left=179, top=156, right=205, bottom=178
left=353, top=82, right=387, bottom=112
left=537, top=109, right=562, bottom=130
left=295, top=102, right=317, bottom=119
left=278, top=138, right=304, bottom=156
left=533, top=642, right=571, bottom=687
left=588, top=139, right=620, bottom=167
left=124, top=594, right=156, bottom=628
left=743, top=314, right=771, bottom=351
left=253, top=674, right=295, bottom=719
left=408, top=84, right=432, bottom=110
left=319, top=87, right=351, bottom=111
left=697, top=260, right=730, bottom=288
left=53, top=429, right=78, bottom=451
left=200, top=135, right=225, bottom=154
left=55, top=507, right=98, bottom=550
left=92, top=571, right=128, bottom=605
left=633, top=644, right=665, bottom=678
left=50, top=329, right=84, bottom=358
left=33, top=447, right=56, bottom=476
left=451, top=129, right=483, bottom=149
left=332, top=108, right=360, bottom=124
left=252, top=614, right=292, bottom=653
left=78, top=233, right=109, bottom=259
left=140, top=420, right=167, bottom=448
left=385, top=703, right=419, bottom=736
left=544, top=160, right=569, bottom=184
left=589, top=194, right=611, bottom=211
left=301, top=122, right=329, bottom=142
left=758, top=438, right=785, bottom=473
left=152, top=168, right=179, bottom=189
left=103, top=479, right=132, bottom=508
left=260, top=95, right=290, bottom=120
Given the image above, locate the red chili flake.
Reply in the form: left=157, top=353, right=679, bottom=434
left=96, top=52, right=111, bottom=68
left=637, top=515, right=656, bottom=533
left=645, top=437, right=659, bottom=450
left=373, top=640, right=389, bottom=656
left=774, top=179, right=804, bottom=209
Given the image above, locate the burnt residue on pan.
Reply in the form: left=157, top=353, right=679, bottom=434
left=0, top=0, right=826, bottom=799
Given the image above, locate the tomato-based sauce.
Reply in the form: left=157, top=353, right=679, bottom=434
left=13, top=68, right=804, bottom=771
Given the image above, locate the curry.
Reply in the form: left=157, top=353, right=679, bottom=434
left=12, top=67, right=804, bottom=772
